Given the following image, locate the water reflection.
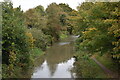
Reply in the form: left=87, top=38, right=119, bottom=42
left=32, top=58, right=75, bottom=78
left=31, top=36, right=77, bottom=78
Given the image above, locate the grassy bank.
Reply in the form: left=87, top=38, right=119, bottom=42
left=74, top=51, right=109, bottom=78
left=94, top=53, right=119, bottom=77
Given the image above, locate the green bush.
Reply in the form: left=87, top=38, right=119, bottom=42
left=2, top=2, right=31, bottom=78
left=27, top=28, right=52, bottom=51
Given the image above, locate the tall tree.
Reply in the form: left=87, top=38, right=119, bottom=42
left=24, top=5, right=46, bottom=29
left=46, top=3, right=62, bottom=41
left=59, top=3, right=78, bottom=35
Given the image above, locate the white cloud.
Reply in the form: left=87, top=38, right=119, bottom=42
left=11, top=0, right=85, bottom=11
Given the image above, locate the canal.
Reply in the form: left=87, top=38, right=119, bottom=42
left=31, top=35, right=78, bottom=78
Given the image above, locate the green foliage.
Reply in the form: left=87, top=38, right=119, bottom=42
left=2, top=2, right=30, bottom=64
left=75, top=2, right=120, bottom=62
left=46, top=3, right=62, bottom=41
left=59, top=3, right=79, bottom=35
left=74, top=2, right=120, bottom=77
left=2, top=2, right=32, bottom=77
left=24, top=6, right=46, bottom=29
left=27, top=28, right=52, bottom=51
left=30, top=47, right=44, bottom=60
left=60, top=32, right=68, bottom=39
left=59, top=3, right=72, bottom=13
left=2, top=1, right=77, bottom=78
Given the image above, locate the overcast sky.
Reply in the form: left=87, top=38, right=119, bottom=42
left=9, top=0, right=85, bottom=11
left=0, top=0, right=119, bottom=11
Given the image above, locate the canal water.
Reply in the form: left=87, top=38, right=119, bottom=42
left=31, top=35, right=78, bottom=78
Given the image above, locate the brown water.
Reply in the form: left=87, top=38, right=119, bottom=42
left=31, top=35, right=78, bottom=78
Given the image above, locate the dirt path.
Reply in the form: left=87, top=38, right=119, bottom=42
left=91, top=57, right=117, bottom=78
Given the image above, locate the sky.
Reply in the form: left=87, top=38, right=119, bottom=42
left=10, top=0, right=85, bottom=11
left=0, top=0, right=119, bottom=11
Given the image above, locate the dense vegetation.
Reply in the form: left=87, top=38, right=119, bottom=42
left=2, top=1, right=76, bottom=78
left=2, top=0, right=120, bottom=78
left=74, top=2, right=120, bottom=78
left=76, top=2, right=120, bottom=60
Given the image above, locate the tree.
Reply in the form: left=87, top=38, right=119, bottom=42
left=2, top=2, right=31, bottom=77
left=75, top=2, right=120, bottom=62
left=24, top=5, right=46, bottom=29
left=59, top=3, right=78, bottom=35
left=46, top=3, right=62, bottom=41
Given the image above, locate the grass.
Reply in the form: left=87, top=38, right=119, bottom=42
left=94, top=53, right=119, bottom=75
left=74, top=51, right=108, bottom=78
